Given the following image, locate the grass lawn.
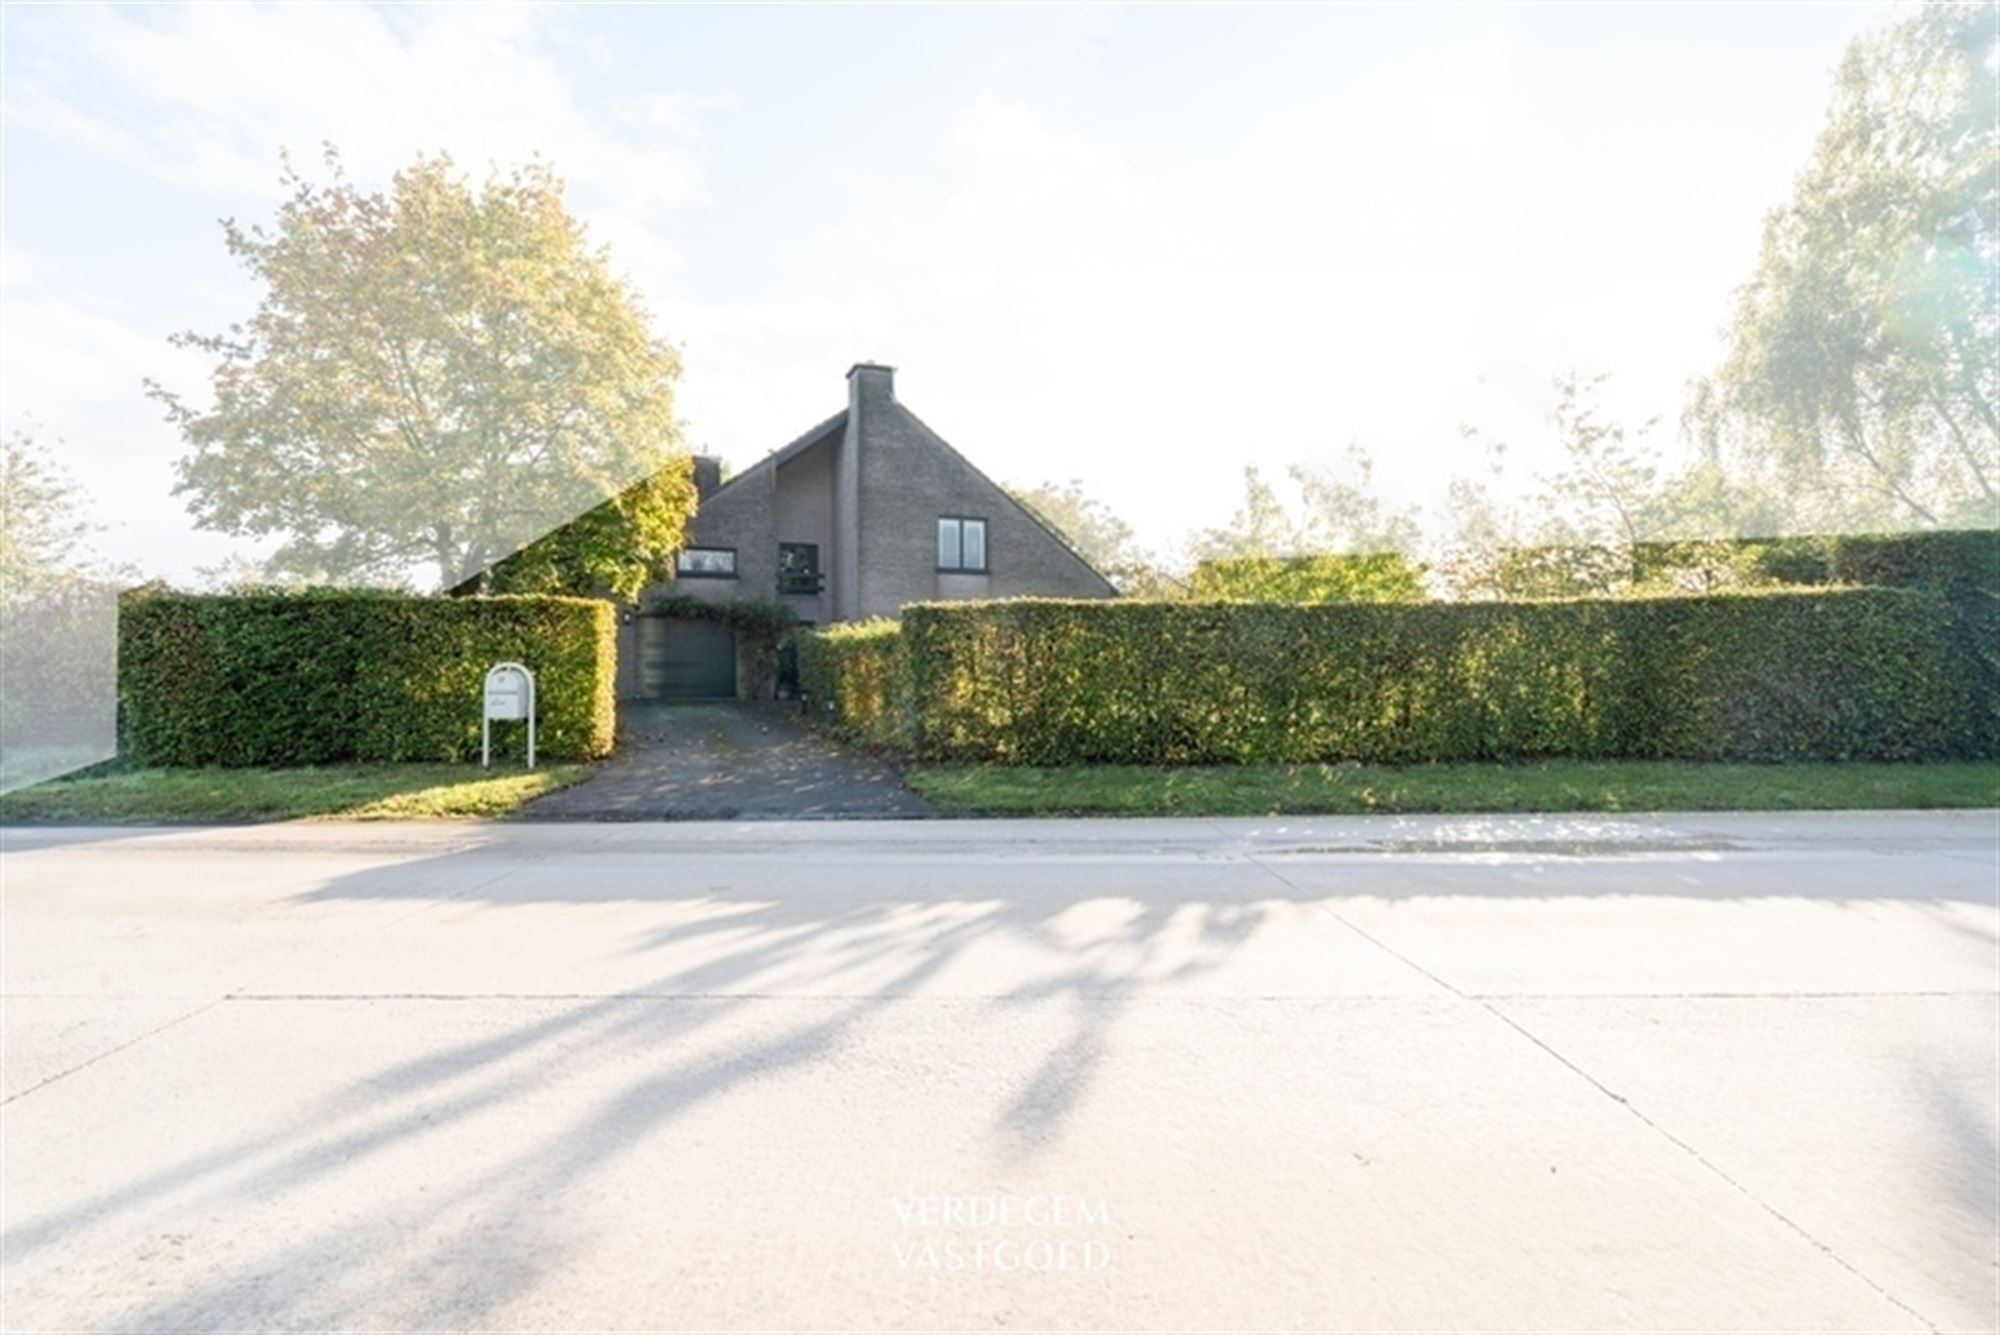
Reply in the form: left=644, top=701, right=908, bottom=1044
left=904, top=760, right=2000, bottom=817
left=0, top=761, right=596, bottom=823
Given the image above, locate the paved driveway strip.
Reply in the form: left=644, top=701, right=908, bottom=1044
left=2, top=812, right=1994, bottom=1331
left=519, top=701, right=935, bottom=820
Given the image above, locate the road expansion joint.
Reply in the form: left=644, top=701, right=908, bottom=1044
left=1244, top=851, right=1944, bottom=1335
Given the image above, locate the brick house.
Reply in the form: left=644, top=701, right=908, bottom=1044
left=621, top=363, right=1116, bottom=699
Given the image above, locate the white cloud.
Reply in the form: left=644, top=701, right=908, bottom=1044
left=1, top=5, right=706, bottom=212
left=0, top=4, right=1875, bottom=581
left=1, top=3, right=730, bottom=583
left=672, top=58, right=1820, bottom=560
left=679, top=93, right=1512, bottom=554
left=0, top=240, right=225, bottom=566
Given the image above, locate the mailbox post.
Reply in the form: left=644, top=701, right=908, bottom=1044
left=482, top=662, right=536, bottom=769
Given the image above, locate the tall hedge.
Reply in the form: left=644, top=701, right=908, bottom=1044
left=1626, top=530, right=1999, bottom=593
left=1188, top=553, right=1425, bottom=603
left=1825, top=531, right=2000, bottom=592
left=795, top=618, right=905, bottom=746
left=799, top=591, right=1987, bottom=765
left=118, top=589, right=616, bottom=766
left=1948, top=588, right=2000, bottom=756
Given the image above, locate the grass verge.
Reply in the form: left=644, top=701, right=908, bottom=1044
left=0, top=761, right=596, bottom=823
left=904, top=760, right=2000, bottom=817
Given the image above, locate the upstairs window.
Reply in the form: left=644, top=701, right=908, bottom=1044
left=937, top=517, right=988, bottom=572
left=778, top=542, right=823, bottom=594
left=675, top=547, right=737, bottom=578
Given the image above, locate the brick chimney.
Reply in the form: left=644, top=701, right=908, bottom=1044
left=691, top=454, right=724, bottom=501
left=847, top=361, right=895, bottom=413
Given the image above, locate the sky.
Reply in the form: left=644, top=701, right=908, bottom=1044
left=0, top=1, right=1903, bottom=582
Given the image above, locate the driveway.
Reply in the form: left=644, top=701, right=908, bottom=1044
left=519, top=700, right=934, bottom=820
left=2, top=812, right=1995, bottom=1331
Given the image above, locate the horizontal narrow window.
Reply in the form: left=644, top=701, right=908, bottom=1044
left=675, top=547, right=737, bottom=578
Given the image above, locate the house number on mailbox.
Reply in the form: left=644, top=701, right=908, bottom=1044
left=482, top=662, right=536, bottom=769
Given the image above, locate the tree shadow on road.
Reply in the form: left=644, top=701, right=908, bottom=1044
left=9, top=822, right=1994, bottom=1328
left=5, top=841, right=1289, bottom=1326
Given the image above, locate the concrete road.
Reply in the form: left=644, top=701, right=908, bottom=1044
left=2, top=812, right=1995, bottom=1332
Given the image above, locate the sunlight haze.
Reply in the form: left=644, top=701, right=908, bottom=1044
left=1, top=2, right=1904, bottom=579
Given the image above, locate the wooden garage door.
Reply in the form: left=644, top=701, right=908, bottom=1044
left=637, top=616, right=736, bottom=699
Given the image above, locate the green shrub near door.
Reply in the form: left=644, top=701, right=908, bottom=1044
left=795, top=619, right=905, bottom=745
left=801, top=590, right=1991, bottom=765
left=118, top=588, right=615, bottom=765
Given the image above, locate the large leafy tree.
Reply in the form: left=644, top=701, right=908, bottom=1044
left=1007, top=477, right=1175, bottom=595
left=1538, top=372, right=1662, bottom=554
left=1187, top=553, right=1425, bottom=603
left=1289, top=449, right=1424, bottom=557
left=151, top=147, right=695, bottom=591
left=1711, top=1, right=1998, bottom=527
left=0, top=427, right=124, bottom=789
left=1193, top=448, right=1421, bottom=562
left=1190, top=466, right=1295, bottom=561
left=1441, top=374, right=1698, bottom=598
left=1, top=427, right=97, bottom=597
left=476, top=466, right=690, bottom=600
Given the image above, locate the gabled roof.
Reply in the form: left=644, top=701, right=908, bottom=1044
left=454, top=371, right=1119, bottom=597
left=700, top=389, right=1117, bottom=595
left=895, top=403, right=1119, bottom=597
left=698, top=409, right=847, bottom=505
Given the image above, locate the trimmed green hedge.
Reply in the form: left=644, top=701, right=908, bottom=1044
left=1949, top=587, right=2000, bottom=756
left=1188, top=553, right=1425, bottom=603
left=1627, top=530, right=2000, bottom=593
left=1467, top=529, right=2000, bottom=598
left=1825, top=531, right=2000, bottom=592
left=118, top=589, right=616, bottom=766
left=796, top=618, right=905, bottom=745
left=802, top=591, right=1990, bottom=765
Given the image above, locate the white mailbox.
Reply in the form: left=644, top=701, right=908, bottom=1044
left=485, top=674, right=527, bottom=720
left=481, top=662, right=536, bottom=768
